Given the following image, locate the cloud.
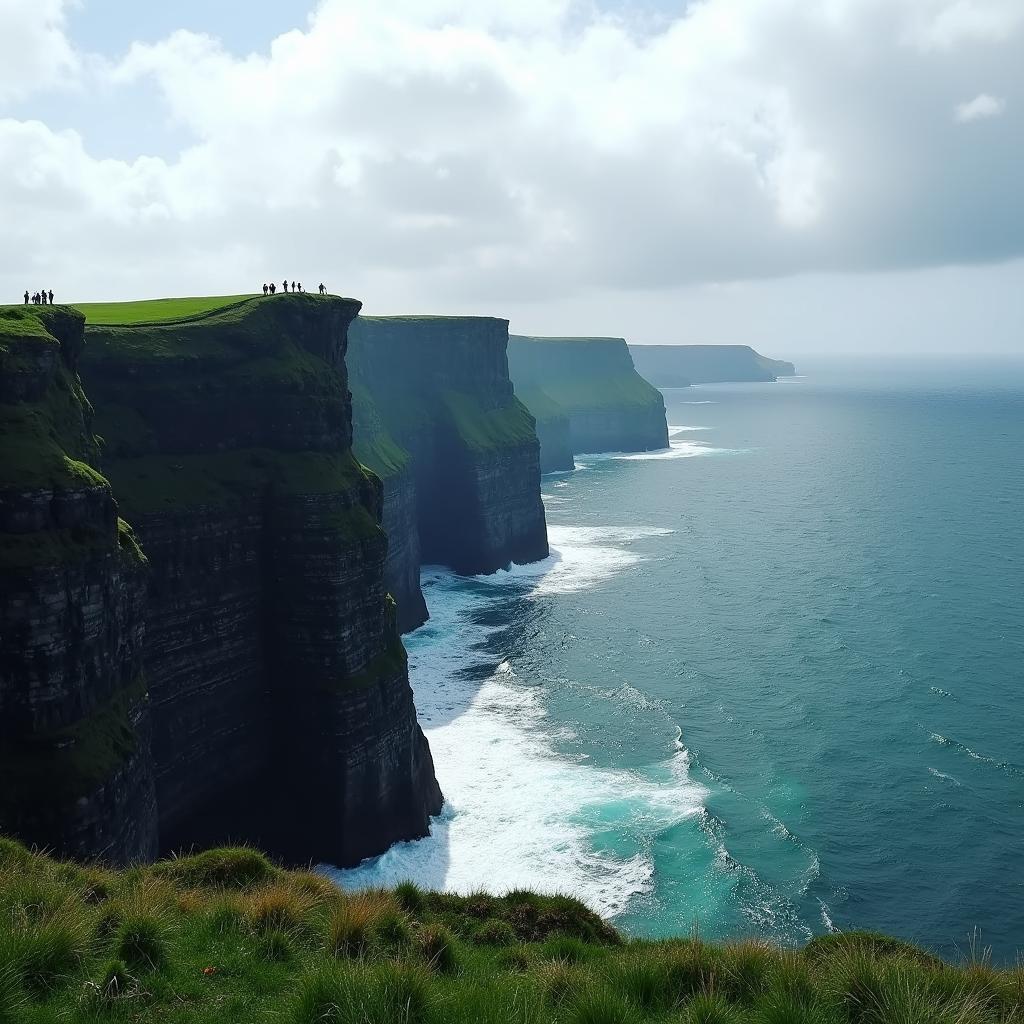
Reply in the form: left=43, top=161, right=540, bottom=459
left=1, top=0, right=1023, bottom=309
left=953, top=92, right=1007, bottom=121
left=0, top=0, right=78, bottom=103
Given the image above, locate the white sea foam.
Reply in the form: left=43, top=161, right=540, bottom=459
left=327, top=522, right=706, bottom=919
left=819, top=900, right=837, bottom=932
left=476, top=524, right=673, bottom=596
left=577, top=438, right=733, bottom=464
left=928, top=767, right=961, bottom=786
left=668, top=425, right=713, bottom=433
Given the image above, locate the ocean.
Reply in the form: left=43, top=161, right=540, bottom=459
left=331, top=360, right=1024, bottom=963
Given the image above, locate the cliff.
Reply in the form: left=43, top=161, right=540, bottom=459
left=0, top=306, right=157, bottom=864
left=74, top=295, right=442, bottom=866
left=349, top=382, right=428, bottom=634
left=348, top=316, right=548, bottom=611
left=507, top=335, right=669, bottom=462
left=629, top=344, right=796, bottom=385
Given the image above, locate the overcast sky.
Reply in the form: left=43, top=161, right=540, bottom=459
left=2, top=0, right=1022, bottom=356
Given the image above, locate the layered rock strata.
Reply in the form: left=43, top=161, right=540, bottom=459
left=78, top=296, right=442, bottom=865
left=628, top=344, right=796, bottom=385
left=0, top=306, right=157, bottom=864
left=348, top=316, right=548, bottom=624
left=507, top=335, right=669, bottom=463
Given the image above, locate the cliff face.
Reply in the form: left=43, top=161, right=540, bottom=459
left=77, top=295, right=442, bottom=866
left=350, top=382, right=428, bottom=634
left=629, top=344, right=796, bottom=385
left=0, top=307, right=157, bottom=864
left=507, top=336, right=669, bottom=461
left=348, top=316, right=548, bottom=590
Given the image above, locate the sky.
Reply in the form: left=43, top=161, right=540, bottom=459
left=2, top=0, right=1023, bottom=357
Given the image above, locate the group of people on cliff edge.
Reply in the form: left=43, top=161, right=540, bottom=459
left=23, top=289, right=54, bottom=305
left=261, top=281, right=328, bottom=296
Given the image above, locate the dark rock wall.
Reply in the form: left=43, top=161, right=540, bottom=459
left=77, top=296, right=441, bottom=865
left=350, top=384, right=428, bottom=634
left=0, top=307, right=157, bottom=863
left=379, top=467, right=427, bottom=632
left=349, top=316, right=548, bottom=586
left=508, top=335, right=669, bottom=459
left=628, top=344, right=796, bottom=385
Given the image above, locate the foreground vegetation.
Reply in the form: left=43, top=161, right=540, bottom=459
left=0, top=840, right=1020, bottom=1023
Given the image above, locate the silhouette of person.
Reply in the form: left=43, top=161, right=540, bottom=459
left=290, top=281, right=296, bottom=293
left=297, top=283, right=303, bottom=293
left=282, top=280, right=289, bottom=293
left=48, top=289, right=53, bottom=305
left=262, top=283, right=268, bottom=296
left=318, top=283, right=325, bottom=295
left=270, top=282, right=276, bottom=294
left=39, top=289, right=46, bottom=305
left=32, top=292, right=38, bottom=304
left=23, top=290, right=29, bottom=304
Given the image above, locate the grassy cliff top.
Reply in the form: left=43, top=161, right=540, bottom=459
left=0, top=307, right=59, bottom=341
left=73, top=295, right=255, bottom=325
left=511, top=335, right=628, bottom=345
left=1, top=838, right=1020, bottom=1024
left=1, top=294, right=360, bottom=329
left=72, top=293, right=360, bottom=327
left=358, top=314, right=510, bottom=326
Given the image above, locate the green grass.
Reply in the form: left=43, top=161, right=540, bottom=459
left=0, top=678, right=147, bottom=813
left=0, top=307, right=58, bottom=340
left=71, top=295, right=257, bottom=325
left=350, top=381, right=411, bottom=479
left=0, top=840, right=1020, bottom=1024
left=101, top=449, right=373, bottom=515
left=441, top=391, right=539, bottom=452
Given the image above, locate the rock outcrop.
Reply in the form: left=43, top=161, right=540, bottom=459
left=507, top=336, right=669, bottom=465
left=0, top=306, right=157, bottom=864
left=348, top=316, right=549, bottom=626
left=75, top=295, right=442, bottom=866
left=628, top=344, right=796, bottom=386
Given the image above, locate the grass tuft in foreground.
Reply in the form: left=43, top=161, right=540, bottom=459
left=0, top=838, right=1021, bottom=1023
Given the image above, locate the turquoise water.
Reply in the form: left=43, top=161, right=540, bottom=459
left=334, top=361, right=1024, bottom=963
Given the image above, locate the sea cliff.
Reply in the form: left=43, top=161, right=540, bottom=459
left=61, top=294, right=443, bottom=866
left=629, top=344, right=796, bottom=386
left=507, top=335, right=669, bottom=468
left=0, top=307, right=157, bottom=864
left=348, top=316, right=549, bottom=629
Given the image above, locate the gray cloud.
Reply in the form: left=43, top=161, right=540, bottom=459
left=1, top=0, right=1023, bottom=341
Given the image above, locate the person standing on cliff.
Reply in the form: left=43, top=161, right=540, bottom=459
left=291, top=280, right=296, bottom=293
left=48, top=289, right=54, bottom=305
left=23, top=290, right=29, bottom=304
left=39, top=288, right=47, bottom=305
left=318, top=283, right=325, bottom=294
left=282, top=279, right=289, bottom=293
left=262, top=283, right=268, bottom=296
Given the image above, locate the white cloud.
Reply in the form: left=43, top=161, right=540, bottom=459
left=0, top=0, right=78, bottom=103
left=1, top=0, right=1023, bottom=311
left=953, top=92, right=1007, bottom=121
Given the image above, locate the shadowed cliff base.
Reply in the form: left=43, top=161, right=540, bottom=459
left=629, top=344, right=796, bottom=386
left=348, top=315, right=549, bottom=632
left=507, top=335, right=670, bottom=469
